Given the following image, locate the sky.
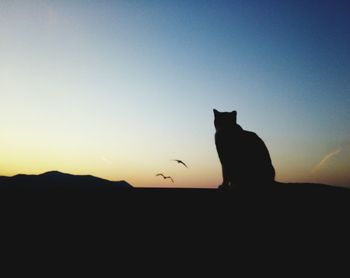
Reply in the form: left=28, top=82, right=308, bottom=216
left=1, top=0, right=349, bottom=188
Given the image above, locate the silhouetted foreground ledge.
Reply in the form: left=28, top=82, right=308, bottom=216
left=0, top=171, right=349, bottom=212
left=1, top=171, right=350, bottom=248
left=1, top=171, right=349, bottom=197
left=1, top=172, right=348, bottom=268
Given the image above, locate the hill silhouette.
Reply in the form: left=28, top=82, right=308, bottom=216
left=0, top=171, right=132, bottom=191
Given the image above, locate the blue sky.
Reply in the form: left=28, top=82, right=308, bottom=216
left=1, top=0, right=349, bottom=187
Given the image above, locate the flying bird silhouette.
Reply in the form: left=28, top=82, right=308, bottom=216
left=172, top=159, right=188, bottom=168
left=156, top=173, right=174, bottom=183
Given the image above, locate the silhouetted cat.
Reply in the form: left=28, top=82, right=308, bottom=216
left=214, top=109, right=275, bottom=189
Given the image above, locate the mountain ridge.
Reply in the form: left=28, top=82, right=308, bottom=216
left=0, top=170, right=132, bottom=189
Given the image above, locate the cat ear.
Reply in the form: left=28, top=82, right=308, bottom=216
left=231, top=111, right=237, bottom=122
left=213, top=109, right=219, bottom=117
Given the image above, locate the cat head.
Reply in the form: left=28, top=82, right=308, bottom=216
left=213, top=109, right=237, bottom=130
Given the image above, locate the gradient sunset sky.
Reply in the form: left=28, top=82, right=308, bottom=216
left=1, top=0, right=349, bottom=187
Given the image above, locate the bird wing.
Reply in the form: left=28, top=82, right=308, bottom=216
left=180, top=161, right=188, bottom=168
left=172, top=159, right=188, bottom=167
left=156, top=173, right=165, bottom=177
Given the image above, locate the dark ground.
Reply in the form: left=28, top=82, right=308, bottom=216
left=1, top=172, right=349, bottom=235
left=1, top=171, right=349, bottom=215
left=1, top=174, right=349, bottom=273
left=1, top=179, right=349, bottom=222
